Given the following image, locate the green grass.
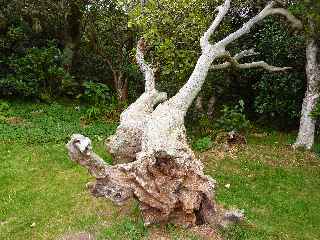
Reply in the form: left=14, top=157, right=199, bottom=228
left=0, top=100, right=320, bottom=239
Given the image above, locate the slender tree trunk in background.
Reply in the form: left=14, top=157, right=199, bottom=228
left=207, top=95, right=216, bottom=118
left=112, top=70, right=129, bottom=102
left=66, top=0, right=301, bottom=227
left=294, top=33, right=319, bottom=149
left=63, top=1, right=83, bottom=72
left=195, top=96, right=204, bottom=112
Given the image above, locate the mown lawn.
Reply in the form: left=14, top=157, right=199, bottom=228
left=0, top=101, right=319, bottom=240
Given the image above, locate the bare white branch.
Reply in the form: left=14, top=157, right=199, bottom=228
left=268, top=8, right=303, bottom=29
left=211, top=62, right=232, bottom=69
left=217, top=1, right=302, bottom=47
left=236, top=61, right=291, bottom=71
left=136, top=38, right=156, bottom=92
left=200, top=0, right=230, bottom=50
left=170, top=0, right=301, bottom=112
left=234, top=49, right=259, bottom=60
left=211, top=56, right=291, bottom=72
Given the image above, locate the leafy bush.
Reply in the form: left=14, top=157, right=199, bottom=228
left=79, top=81, right=119, bottom=121
left=215, top=100, right=250, bottom=132
left=81, top=81, right=114, bottom=105
left=253, top=73, right=304, bottom=124
left=0, top=42, right=72, bottom=99
left=193, top=136, right=213, bottom=152
left=0, top=100, right=10, bottom=113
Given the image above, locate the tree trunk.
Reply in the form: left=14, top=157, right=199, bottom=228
left=294, top=29, right=319, bottom=149
left=207, top=95, right=216, bottom=118
left=62, top=1, right=83, bottom=72
left=106, top=38, right=167, bottom=164
left=66, top=0, right=300, bottom=228
left=113, top=71, right=129, bottom=102
left=195, top=96, right=204, bottom=113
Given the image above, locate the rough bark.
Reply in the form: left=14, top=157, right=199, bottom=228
left=106, top=38, right=167, bottom=163
left=294, top=27, right=319, bottom=149
left=67, top=0, right=301, bottom=227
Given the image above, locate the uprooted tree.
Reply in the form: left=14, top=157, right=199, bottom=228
left=66, top=0, right=301, bottom=227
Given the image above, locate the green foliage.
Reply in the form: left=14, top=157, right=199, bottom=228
left=193, top=136, right=213, bottom=152
left=79, top=81, right=119, bottom=121
left=0, top=100, right=10, bottom=113
left=0, top=101, right=117, bottom=144
left=253, top=73, right=304, bottom=123
left=129, top=0, right=217, bottom=96
left=81, top=81, right=114, bottom=106
left=215, top=100, right=250, bottom=132
left=310, top=100, right=320, bottom=120
left=0, top=42, right=72, bottom=99
left=250, top=18, right=305, bottom=126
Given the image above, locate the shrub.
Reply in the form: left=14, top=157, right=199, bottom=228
left=0, top=42, right=72, bottom=99
left=79, top=81, right=119, bottom=121
left=215, top=100, right=250, bottom=132
left=81, top=81, right=114, bottom=106
left=193, top=136, right=213, bottom=152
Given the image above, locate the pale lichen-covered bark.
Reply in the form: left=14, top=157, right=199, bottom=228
left=294, top=33, right=319, bottom=150
left=67, top=0, right=301, bottom=227
left=67, top=134, right=218, bottom=226
left=106, top=38, right=167, bottom=163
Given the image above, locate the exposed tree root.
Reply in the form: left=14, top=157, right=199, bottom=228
left=66, top=0, right=300, bottom=228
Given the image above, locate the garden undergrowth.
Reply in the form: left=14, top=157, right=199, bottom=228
left=0, top=100, right=319, bottom=240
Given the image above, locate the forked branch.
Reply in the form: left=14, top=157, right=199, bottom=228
left=200, top=0, right=231, bottom=51
left=170, top=0, right=301, bottom=111
left=217, top=1, right=302, bottom=48
left=211, top=51, right=291, bottom=72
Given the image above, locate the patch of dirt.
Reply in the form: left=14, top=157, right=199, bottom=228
left=199, top=142, right=320, bottom=168
left=147, top=226, right=171, bottom=240
left=190, top=225, right=223, bottom=240
left=5, top=116, right=25, bottom=125
left=58, top=232, right=95, bottom=240
left=198, top=144, right=243, bottom=165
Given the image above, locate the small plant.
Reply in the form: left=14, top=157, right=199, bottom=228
left=215, top=100, right=250, bottom=133
left=80, top=81, right=118, bottom=121
left=193, top=136, right=213, bottom=152
left=310, top=100, right=320, bottom=120
left=0, top=101, right=10, bottom=113
left=84, top=106, right=102, bottom=121
left=81, top=81, right=113, bottom=106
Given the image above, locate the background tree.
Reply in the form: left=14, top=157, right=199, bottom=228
left=83, top=0, right=137, bottom=102
left=128, top=0, right=306, bottom=129
left=293, top=0, right=320, bottom=149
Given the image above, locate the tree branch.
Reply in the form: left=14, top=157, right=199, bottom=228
left=136, top=38, right=156, bottom=92
left=200, top=0, right=231, bottom=50
left=217, top=1, right=302, bottom=48
left=211, top=51, right=291, bottom=72
left=234, top=49, right=259, bottom=60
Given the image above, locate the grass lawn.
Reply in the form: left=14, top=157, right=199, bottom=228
left=0, top=100, right=319, bottom=240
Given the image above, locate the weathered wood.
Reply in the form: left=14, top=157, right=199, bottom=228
left=67, top=0, right=301, bottom=227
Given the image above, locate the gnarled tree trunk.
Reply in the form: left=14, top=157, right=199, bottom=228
left=66, top=0, right=301, bottom=227
left=294, top=23, right=319, bottom=149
